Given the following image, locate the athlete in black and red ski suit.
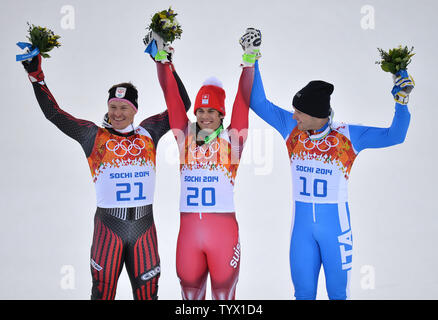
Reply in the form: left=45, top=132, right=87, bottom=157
left=22, top=53, right=190, bottom=300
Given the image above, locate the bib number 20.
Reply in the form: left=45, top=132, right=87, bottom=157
left=187, top=187, right=216, bottom=206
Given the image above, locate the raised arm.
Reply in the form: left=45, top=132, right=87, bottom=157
left=22, top=54, right=98, bottom=157
left=349, top=102, right=411, bottom=153
left=349, top=71, right=414, bottom=153
left=250, top=60, right=296, bottom=139
left=225, top=64, right=254, bottom=162
left=155, top=61, right=190, bottom=132
left=144, top=31, right=190, bottom=138
left=140, top=61, right=191, bottom=145
left=228, top=66, right=254, bottom=134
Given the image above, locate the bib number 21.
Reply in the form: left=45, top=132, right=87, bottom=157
left=116, top=182, right=146, bottom=202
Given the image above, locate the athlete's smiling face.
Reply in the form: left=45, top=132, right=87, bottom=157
left=293, top=108, right=328, bottom=131
left=196, top=107, right=224, bottom=131
left=108, top=100, right=137, bottom=130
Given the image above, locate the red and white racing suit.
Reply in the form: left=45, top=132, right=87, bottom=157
left=156, top=61, right=254, bottom=299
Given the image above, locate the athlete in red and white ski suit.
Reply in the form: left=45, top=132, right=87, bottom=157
left=156, top=60, right=254, bottom=300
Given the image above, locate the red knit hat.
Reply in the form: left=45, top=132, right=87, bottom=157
left=194, top=77, right=226, bottom=116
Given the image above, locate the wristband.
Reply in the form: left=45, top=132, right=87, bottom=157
left=16, top=42, right=40, bottom=61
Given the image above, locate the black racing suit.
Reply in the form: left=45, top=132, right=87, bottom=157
left=28, top=62, right=190, bottom=299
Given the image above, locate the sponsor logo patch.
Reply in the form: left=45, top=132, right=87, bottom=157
left=115, top=87, right=127, bottom=98
left=91, top=258, right=103, bottom=271
left=141, top=266, right=161, bottom=281
left=202, top=94, right=209, bottom=105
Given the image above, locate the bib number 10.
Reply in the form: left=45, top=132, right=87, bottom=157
left=299, top=177, right=327, bottom=198
left=187, top=187, right=216, bottom=206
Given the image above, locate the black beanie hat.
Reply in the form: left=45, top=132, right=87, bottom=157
left=108, top=84, right=138, bottom=111
left=292, top=80, right=334, bottom=118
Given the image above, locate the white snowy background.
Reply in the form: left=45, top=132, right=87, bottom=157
left=0, top=0, right=437, bottom=299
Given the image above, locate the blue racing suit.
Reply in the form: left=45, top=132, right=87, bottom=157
left=250, top=61, right=411, bottom=299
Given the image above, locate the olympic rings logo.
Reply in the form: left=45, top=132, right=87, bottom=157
left=189, top=141, right=220, bottom=160
left=106, top=138, right=146, bottom=157
left=298, top=133, right=339, bottom=152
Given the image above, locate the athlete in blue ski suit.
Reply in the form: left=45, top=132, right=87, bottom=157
left=249, top=58, right=413, bottom=300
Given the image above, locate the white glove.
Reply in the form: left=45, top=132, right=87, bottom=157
left=239, top=28, right=261, bottom=66
left=143, top=30, right=174, bottom=63
left=391, top=70, right=415, bottom=105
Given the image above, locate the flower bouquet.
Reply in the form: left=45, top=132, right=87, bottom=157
left=375, top=45, right=415, bottom=74
left=147, top=7, right=182, bottom=43
left=16, top=23, right=61, bottom=61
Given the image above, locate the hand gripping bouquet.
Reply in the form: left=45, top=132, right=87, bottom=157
left=376, top=45, right=415, bottom=105
left=16, top=22, right=61, bottom=61
left=143, top=7, right=182, bottom=62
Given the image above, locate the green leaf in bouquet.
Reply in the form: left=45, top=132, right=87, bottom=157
left=25, top=22, right=61, bottom=58
left=376, top=45, right=415, bottom=74
left=381, top=61, right=395, bottom=73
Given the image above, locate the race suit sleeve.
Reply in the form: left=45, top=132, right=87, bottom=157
left=348, top=103, right=411, bottom=153
left=228, top=65, right=255, bottom=158
left=155, top=61, right=191, bottom=138
left=30, top=81, right=98, bottom=157
left=140, top=65, right=191, bottom=146
left=250, top=60, right=297, bottom=139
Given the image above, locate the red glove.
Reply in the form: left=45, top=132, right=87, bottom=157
left=22, top=54, right=45, bottom=83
